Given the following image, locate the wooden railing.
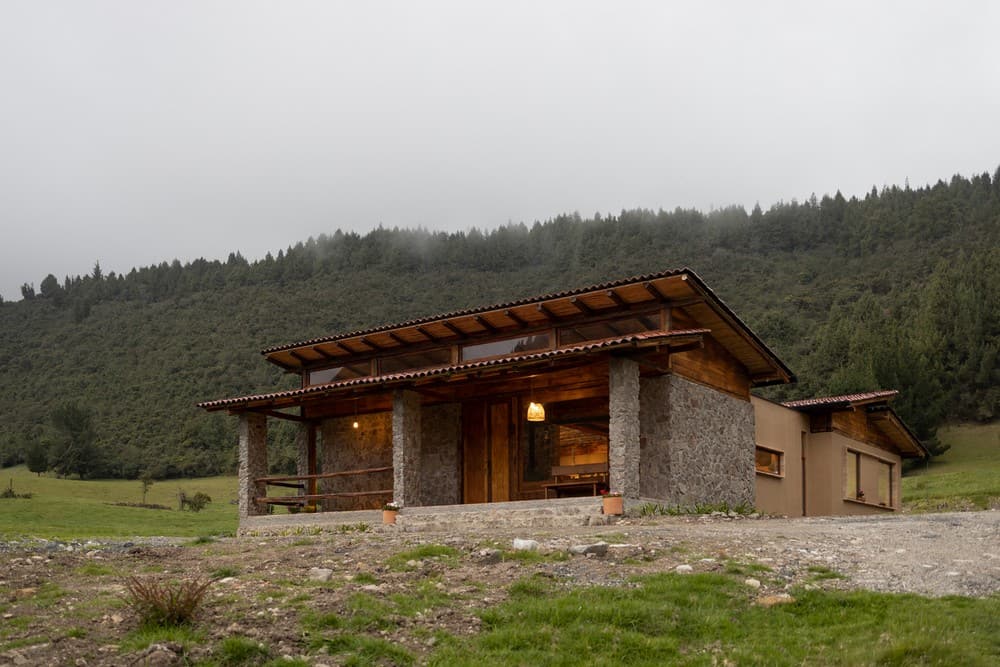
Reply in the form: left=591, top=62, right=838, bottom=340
left=255, top=466, right=393, bottom=509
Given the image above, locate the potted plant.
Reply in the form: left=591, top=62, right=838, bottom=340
left=600, top=490, right=623, bottom=516
left=382, top=501, right=401, bottom=525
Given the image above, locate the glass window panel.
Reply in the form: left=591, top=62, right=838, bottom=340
left=846, top=452, right=859, bottom=499
left=461, top=333, right=551, bottom=362
left=559, top=315, right=659, bottom=345
left=379, top=347, right=451, bottom=374
left=878, top=462, right=892, bottom=505
left=307, top=362, right=370, bottom=386
left=755, top=447, right=781, bottom=475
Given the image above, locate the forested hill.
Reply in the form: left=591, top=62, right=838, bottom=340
left=1, top=169, right=998, bottom=479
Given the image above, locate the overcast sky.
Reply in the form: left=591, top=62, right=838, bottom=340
left=1, top=2, right=998, bottom=301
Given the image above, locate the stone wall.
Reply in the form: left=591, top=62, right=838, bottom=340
left=419, top=403, right=461, bottom=506
left=320, top=412, right=393, bottom=511
left=639, top=374, right=755, bottom=507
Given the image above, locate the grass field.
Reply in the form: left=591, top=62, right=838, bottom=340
left=903, top=422, right=1000, bottom=511
left=0, top=466, right=237, bottom=539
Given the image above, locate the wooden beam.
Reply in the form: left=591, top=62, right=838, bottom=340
left=643, top=281, right=668, bottom=301
left=606, top=289, right=627, bottom=308
left=387, top=331, right=407, bottom=346
left=569, top=297, right=596, bottom=316
left=441, top=320, right=467, bottom=339
left=414, top=326, right=439, bottom=342
left=253, top=408, right=309, bottom=423
left=311, top=346, right=336, bottom=360
left=360, top=336, right=384, bottom=351
left=289, top=350, right=310, bottom=365
left=474, top=315, right=499, bottom=333
left=504, top=309, right=528, bottom=327
left=332, top=341, right=353, bottom=355
left=537, top=303, right=560, bottom=321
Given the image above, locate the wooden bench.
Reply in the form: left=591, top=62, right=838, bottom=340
left=541, top=463, right=609, bottom=499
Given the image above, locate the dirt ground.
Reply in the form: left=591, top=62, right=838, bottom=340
left=2, top=510, right=998, bottom=666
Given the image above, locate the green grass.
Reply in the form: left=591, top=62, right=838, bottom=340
left=386, top=544, right=461, bottom=571
left=904, top=423, right=1000, bottom=511
left=428, top=573, right=1000, bottom=666
left=315, top=634, right=415, bottom=666
left=0, top=465, right=237, bottom=538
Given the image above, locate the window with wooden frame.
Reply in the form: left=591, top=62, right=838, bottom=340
left=306, top=361, right=372, bottom=386
left=754, top=446, right=782, bottom=476
left=558, top=310, right=662, bottom=346
left=461, top=332, right=552, bottom=362
left=846, top=449, right=895, bottom=507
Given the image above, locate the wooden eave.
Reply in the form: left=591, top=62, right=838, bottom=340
left=198, top=329, right=707, bottom=414
left=259, top=267, right=794, bottom=388
left=866, top=407, right=929, bottom=459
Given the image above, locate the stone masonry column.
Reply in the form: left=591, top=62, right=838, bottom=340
left=238, top=412, right=268, bottom=518
left=392, top=389, right=422, bottom=507
left=609, top=356, right=641, bottom=499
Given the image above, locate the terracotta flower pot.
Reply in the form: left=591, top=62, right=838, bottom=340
left=382, top=509, right=399, bottom=525
left=602, top=495, right=623, bottom=516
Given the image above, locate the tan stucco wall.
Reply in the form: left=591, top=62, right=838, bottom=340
left=828, top=431, right=902, bottom=514
left=751, top=397, right=807, bottom=516
left=752, top=398, right=904, bottom=516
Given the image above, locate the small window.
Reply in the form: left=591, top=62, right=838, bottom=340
left=846, top=451, right=860, bottom=499
left=307, top=362, right=371, bottom=386
left=877, top=461, right=892, bottom=506
left=461, top=333, right=551, bottom=362
left=755, top=447, right=782, bottom=476
left=379, top=347, right=451, bottom=375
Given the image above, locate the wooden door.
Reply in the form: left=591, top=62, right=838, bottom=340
left=462, top=400, right=512, bottom=503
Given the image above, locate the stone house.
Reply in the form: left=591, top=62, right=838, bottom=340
left=198, top=268, right=926, bottom=525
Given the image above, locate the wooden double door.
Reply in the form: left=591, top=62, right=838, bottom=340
left=462, top=399, right=514, bottom=504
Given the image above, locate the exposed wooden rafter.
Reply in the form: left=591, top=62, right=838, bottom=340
left=359, top=336, right=384, bottom=351
left=569, top=297, right=596, bottom=316
left=537, top=303, right=560, bottom=321
left=387, top=332, right=407, bottom=346
left=504, top=309, right=528, bottom=327
left=441, top=321, right=467, bottom=339
left=311, top=346, right=336, bottom=360
left=474, top=315, right=499, bottom=333
left=414, top=326, right=439, bottom=342
left=643, top=281, right=668, bottom=301
left=606, top=289, right=627, bottom=308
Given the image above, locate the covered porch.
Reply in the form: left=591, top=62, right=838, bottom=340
left=233, top=343, right=700, bottom=519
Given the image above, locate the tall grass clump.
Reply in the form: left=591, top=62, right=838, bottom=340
left=122, top=576, right=212, bottom=628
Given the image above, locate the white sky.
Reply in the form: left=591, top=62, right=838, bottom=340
left=1, top=1, right=998, bottom=301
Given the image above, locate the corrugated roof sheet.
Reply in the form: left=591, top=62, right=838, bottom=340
left=199, top=328, right=708, bottom=411
left=782, top=390, right=899, bottom=409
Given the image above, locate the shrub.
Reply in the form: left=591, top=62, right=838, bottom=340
left=178, top=490, right=212, bottom=512
left=122, top=576, right=212, bottom=627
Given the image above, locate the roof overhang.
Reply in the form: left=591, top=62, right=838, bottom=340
left=198, top=329, right=708, bottom=414
left=783, top=390, right=928, bottom=459
left=258, top=267, right=795, bottom=387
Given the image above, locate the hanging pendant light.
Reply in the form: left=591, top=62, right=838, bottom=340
left=527, top=377, right=545, bottom=422
left=352, top=398, right=360, bottom=429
